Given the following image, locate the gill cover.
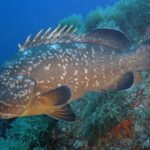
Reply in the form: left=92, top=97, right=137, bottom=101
left=0, top=75, right=36, bottom=118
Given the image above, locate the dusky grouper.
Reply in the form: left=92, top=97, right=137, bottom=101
left=0, top=24, right=150, bottom=122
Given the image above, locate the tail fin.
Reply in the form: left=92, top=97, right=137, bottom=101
left=135, top=28, right=150, bottom=73
left=143, top=25, right=150, bottom=46
left=142, top=39, right=150, bottom=46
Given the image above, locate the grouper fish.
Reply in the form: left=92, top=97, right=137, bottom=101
left=0, top=24, right=150, bottom=122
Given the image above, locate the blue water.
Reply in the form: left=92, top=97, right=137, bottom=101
left=0, top=0, right=118, bottom=63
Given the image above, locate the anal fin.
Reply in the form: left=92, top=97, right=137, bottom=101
left=47, top=104, right=75, bottom=122
left=104, top=71, right=134, bottom=91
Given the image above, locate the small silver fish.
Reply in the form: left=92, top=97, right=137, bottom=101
left=0, top=25, right=150, bottom=122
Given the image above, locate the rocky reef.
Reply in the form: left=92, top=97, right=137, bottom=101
left=1, top=0, right=150, bottom=149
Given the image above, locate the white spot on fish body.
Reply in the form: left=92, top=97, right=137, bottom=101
left=73, top=70, right=78, bottom=76
left=75, top=43, right=86, bottom=49
left=65, top=58, right=69, bottom=62
left=110, top=55, right=114, bottom=76
left=84, top=68, right=88, bottom=74
left=93, top=74, right=97, bottom=79
left=83, top=54, right=88, bottom=59
left=85, top=59, right=88, bottom=66
left=29, top=61, right=33, bottom=64
left=75, top=62, right=79, bottom=66
left=66, top=49, right=72, bottom=55
left=10, top=82, right=16, bottom=89
left=74, top=78, right=78, bottom=81
left=58, top=84, right=62, bottom=87
left=84, top=76, right=89, bottom=88
left=110, top=70, right=114, bottom=76
left=43, top=86, right=49, bottom=89
left=100, top=46, right=104, bottom=52
left=15, top=65, right=19, bottom=69
left=61, top=58, right=65, bottom=63
left=119, top=58, right=122, bottom=65
left=57, top=64, right=61, bottom=67
left=44, top=64, right=51, bottom=71
left=0, top=100, right=13, bottom=107
left=51, top=44, right=60, bottom=50
left=37, top=80, right=44, bottom=84
left=62, top=65, right=67, bottom=70
left=118, top=57, right=125, bottom=73
left=69, top=57, right=74, bottom=62
left=62, top=69, right=67, bottom=76
left=17, top=76, right=24, bottom=80
left=75, top=57, right=80, bottom=62
left=60, top=76, right=64, bottom=80
left=96, top=80, right=99, bottom=87
left=72, top=54, right=76, bottom=60
left=23, top=51, right=30, bottom=56
left=28, top=66, right=32, bottom=72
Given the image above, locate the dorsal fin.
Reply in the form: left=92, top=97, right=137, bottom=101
left=18, top=24, right=77, bottom=52
left=18, top=26, right=131, bottom=53
left=84, top=28, right=131, bottom=52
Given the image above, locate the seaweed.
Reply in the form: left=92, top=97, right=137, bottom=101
left=85, top=0, right=150, bottom=43
left=1, top=116, right=56, bottom=150
left=59, top=15, right=85, bottom=34
left=0, top=138, right=29, bottom=150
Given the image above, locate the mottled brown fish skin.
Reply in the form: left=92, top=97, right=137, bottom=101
left=0, top=30, right=149, bottom=119
left=1, top=43, right=149, bottom=100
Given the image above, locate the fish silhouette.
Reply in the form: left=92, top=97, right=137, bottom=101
left=0, top=25, right=149, bottom=122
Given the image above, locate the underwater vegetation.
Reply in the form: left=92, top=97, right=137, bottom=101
left=59, top=15, right=85, bottom=34
left=1, top=0, right=150, bottom=149
left=60, top=0, right=150, bottom=43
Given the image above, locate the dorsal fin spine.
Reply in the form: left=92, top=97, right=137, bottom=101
left=41, top=27, right=51, bottom=40
left=23, top=34, right=31, bottom=48
left=32, top=29, right=43, bottom=42
left=65, top=25, right=73, bottom=34
left=47, top=24, right=61, bottom=39
left=72, top=28, right=78, bottom=34
left=18, top=24, right=78, bottom=52
left=58, top=25, right=67, bottom=35
left=18, top=43, right=24, bottom=52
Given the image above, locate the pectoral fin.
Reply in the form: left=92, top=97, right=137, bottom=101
left=47, top=104, right=75, bottom=122
left=104, top=71, right=134, bottom=91
left=40, top=86, right=75, bottom=122
left=41, top=85, right=71, bottom=106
